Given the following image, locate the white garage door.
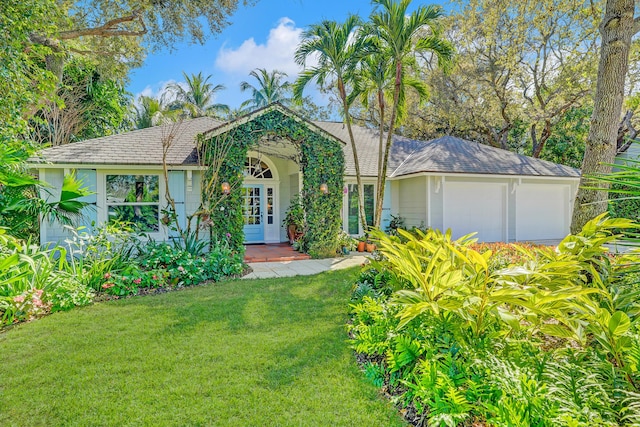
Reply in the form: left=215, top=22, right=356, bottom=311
left=516, top=184, right=568, bottom=241
left=444, top=182, right=506, bottom=242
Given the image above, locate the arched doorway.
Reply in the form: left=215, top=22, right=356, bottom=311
left=242, top=152, right=279, bottom=243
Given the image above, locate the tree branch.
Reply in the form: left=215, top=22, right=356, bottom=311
left=58, top=10, right=147, bottom=40
left=28, top=33, right=61, bottom=50
left=617, top=109, right=638, bottom=153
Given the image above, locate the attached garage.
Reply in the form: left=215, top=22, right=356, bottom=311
left=444, top=181, right=506, bottom=241
left=515, top=182, right=572, bottom=241
left=388, top=136, right=580, bottom=243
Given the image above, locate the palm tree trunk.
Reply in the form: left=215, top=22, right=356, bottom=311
left=571, top=0, right=635, bottom=233
left=376, top=61, right=402, bottom=230
left=374, top=90, right=386, bottom=228
left=339, top=79, right=368, bottom=233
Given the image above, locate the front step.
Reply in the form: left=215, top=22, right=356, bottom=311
left=244, top=243, right=311, bottom=263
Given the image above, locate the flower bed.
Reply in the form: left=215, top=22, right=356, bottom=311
left=0, top=224, right=244, bottom=328
left=349, top=217, right=640, bottom=426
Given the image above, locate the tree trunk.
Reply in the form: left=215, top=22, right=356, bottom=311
left=375, top=61, right=403, bottom=230
left=374, top=90, right=386, bottom=228
left=570, top=0, right=635, bottom=233
left=339, top=79, right=368, bottom=233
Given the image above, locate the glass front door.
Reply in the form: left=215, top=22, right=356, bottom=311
left=242, top=184, right=264, bottom=243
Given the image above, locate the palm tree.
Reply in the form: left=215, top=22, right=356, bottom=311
left=355, top=50, right=429, bottom=228
left=132, top=95, right=166, bottom=129
left=353, top=53, right=395, bottom=226
left=167, top=72, right=230, bottom=118
left=369, top=0, right=453, bottom=228
left=240, top=68, right=292, bottom=110
left=293, top=15, right=373, bottom=232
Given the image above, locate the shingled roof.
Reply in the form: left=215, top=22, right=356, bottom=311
left=34, top=105, right=579, bottom=178
left=312, top=122, right=579, bottom=178
left=32, top=116, right=222, bottom=166
left=387, top=135, right=580, bottom=178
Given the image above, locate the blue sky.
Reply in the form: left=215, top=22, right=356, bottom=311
left=127, top=0, right=449, bottom=110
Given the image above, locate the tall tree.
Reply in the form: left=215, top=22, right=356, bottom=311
left=132, top=95, right=169, bottom=129
left=368, top=0, right=453, bottom=229
left=31, top=58, right=130, bottom=145
left=240, top=68, right=292, bottom=110
left=402, top=0, right=601, bottom=161
left=167, top=72, right=230, bottom=118
left=354, top=53, right=396, bottom=203
left=571, top=0, right=638, bottom=232
left=293, top=16, right=373, bottom=232
left=26, top=0, right=253, bottom=81
left=3, top=0, right=251, bottom=142
left=1, top=0, right=59, bottom=145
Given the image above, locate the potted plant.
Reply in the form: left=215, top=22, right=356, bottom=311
left=283, top=194, right=306, bottom=244
left=365, top=239, right=376, bottom=252
left=357, top=236, right=366, bottom=252
left=336, top=231, right=357, bottom=255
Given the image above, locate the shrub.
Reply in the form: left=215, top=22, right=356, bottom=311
left=0, top=228, right=93, bottom=326
left=48, top=280, right=94, bottom=312
left=64, top=222, right=136, bottom=291
left=349, top=216, right=640, bottom=426
left=203, top=242, right=244, bottom=281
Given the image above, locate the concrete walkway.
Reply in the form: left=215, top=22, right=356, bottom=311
left=242, top=253, right=370, bottom=279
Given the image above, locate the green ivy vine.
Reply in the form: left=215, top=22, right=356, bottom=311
left=199, top=105, right=345, bottom=258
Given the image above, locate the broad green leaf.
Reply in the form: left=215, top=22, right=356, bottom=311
left=539, top=324, right=576, bottom=340
left=609, top=311, right=631, bottom=337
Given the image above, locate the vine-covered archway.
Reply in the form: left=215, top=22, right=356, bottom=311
left=198, top=104, right=345, bottom=258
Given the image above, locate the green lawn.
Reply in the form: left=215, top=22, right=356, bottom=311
left=0, top=268, right=405, bottom=427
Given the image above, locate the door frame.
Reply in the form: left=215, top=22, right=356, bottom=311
left=243, top=152, right=280, bottom=243
left=242, top=184, right=266, bottom=243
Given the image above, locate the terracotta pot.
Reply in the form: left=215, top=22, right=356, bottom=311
left=287, top=224, right=298, bottom=244
left=357, top=241, right=366, bottom=252
left=366, top=243, right=376, bottom=252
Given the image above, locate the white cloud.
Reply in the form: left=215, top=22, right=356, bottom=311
left=214, top=17, right=311, bottom=77
left=134, top=80, right=187, bottom=105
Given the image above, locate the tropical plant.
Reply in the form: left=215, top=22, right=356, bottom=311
left=65, top=221, right=138, bottom=289
left=0, top=228, right=93, bottom=326
left=336, top=230, right=357, bottom=253
left=350, top=215, right=640, bottom=424
left=240, top=68, right=292, bottom=110
left=167, top=72, right=229, bottom=118
left=283, top=193, right=306, bottom=231
left=366, top=0, right=453, bottom=228
left=0, top=146, right=91, bottom=240
left=294, top=15, right=373, bottom=232
left=597, top=155, right=640, bottom=223
left=132, top=95, right=169, bottom=129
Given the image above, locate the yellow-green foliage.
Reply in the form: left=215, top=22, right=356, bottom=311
left=352, top=215, right=640, bottom=426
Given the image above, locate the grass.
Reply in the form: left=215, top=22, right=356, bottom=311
left=0, top=268, right=405, bottom=427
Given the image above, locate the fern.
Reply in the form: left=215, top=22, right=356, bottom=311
left=363, top=361, right=386, bottom=388
left=620, top=389, right=640, bottom=425
left=480, top=356, right=559, bottom=427
left=386, top=335, right=422, bottom=373
left=427, top=375, right=472, bottom=427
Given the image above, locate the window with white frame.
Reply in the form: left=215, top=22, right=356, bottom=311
left=106, top=174, right=160, bottom=232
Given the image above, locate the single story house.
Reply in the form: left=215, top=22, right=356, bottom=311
left=32, top=103, right=580, bottom=246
